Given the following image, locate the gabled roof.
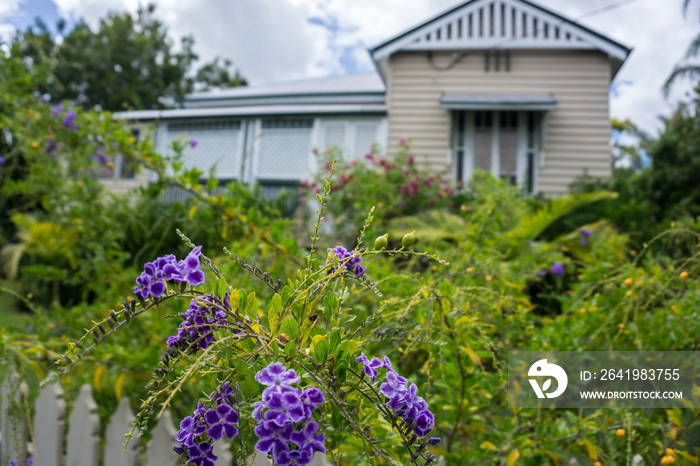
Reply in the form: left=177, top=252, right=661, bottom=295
left=370, top=0, right=631, bottom=64
left=184, top=73, right=385, bottom=109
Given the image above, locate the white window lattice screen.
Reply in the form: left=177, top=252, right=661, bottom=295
left=166, top=121, right=242, bottom=179
left=319, top=120, right=381, bottom=161
left=353, top=124, right=379, bottom=159
left=256, top=119, right=313, bottom=180
left=322, top=124, right=347, bottom=153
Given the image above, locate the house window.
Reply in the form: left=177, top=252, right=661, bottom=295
left=318, top=119, right=382, bottom=160
left=453, top=110, right=538, bottom=192
left=165, top=120, right=243, bottom=179
left=256, top=119, right=313, bottom=181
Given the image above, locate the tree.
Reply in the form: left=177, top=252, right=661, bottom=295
left=9, top=4, right=246, bottom=111
left=194, top=57, right=247, bottom=92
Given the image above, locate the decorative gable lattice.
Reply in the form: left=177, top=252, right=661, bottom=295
left=371, top=0, right=630, bottom=61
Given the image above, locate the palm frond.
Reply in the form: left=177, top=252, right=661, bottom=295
left=505, top=191, right=618, bottom=245
left=388, top=210, right=466, bottom=243
left=684, top=32, right=700, bottom=60
left=663, top=64, right=700, bottom=98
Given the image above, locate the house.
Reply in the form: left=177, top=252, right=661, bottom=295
left=114, top=0, right=631, bottom=196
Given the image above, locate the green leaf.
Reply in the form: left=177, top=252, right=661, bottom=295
left=216, top=276, right=228, bottom=302
left=314, top=338, right=329, bottom=363
left=245, top=292, right=258, bottom=320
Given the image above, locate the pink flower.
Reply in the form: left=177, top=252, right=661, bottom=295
left=398, top=137, right=407, bottom=146
left=347, top=160, right=357, bottom=168
left=324, top=162, right=331, bottom=171
left=364, top=153, right=374, bottom=161
left=407, top=155, right=414, bottom=166
left=378, top=158, right=386, bottom=166
left=401, top=185, right=409, bottom=196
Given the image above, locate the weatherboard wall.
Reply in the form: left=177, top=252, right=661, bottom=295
left=385, top=49, right=612, bottom=195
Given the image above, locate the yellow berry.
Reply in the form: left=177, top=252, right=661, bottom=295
left=625, top=290, right=633, bottom=297
left=607, top=417, right=613, bottom=423
left=107, top=161, right=115, bottom=169
left=402, top=231, right=416, bottom=248
left=618, top=323, right=625, bottom=330
left=27, top=109, right=34, bottom=116
left=579, top=308, right=587, bottom=315
left=661, top=457, right=670, bottom=466
left=485, top=275, right=492, bottom=282
left=76, top=181, right=83, bottom=188
left=630, top=250, right=637, bottom=256
left=615, top=428, right=625, bottom=437
left=594, top=462, right=602, bottom=466
left=31, top=142, right=39, bottom=149
left=460, top=205, right=466, bottom=211
left=666, top=456, right=676, bottom=465
left=680, top=271, right=689, bottom=279
left=623, top=278, right=633, bottom=287
left=374, top=234, right=388, bottom=250
left=466, top=267, right=474, bottom=273
left=665, top=448, right=675, bottom=457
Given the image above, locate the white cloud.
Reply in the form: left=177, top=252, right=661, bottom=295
left=10, top=0, right=700, bottom=133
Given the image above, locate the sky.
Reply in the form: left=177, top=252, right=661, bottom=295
left=1, top=0, right=698, bottom=135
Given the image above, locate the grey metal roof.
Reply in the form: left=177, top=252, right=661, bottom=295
left=184, top=72, right=385, bottom=108
left=440, top=93, right=556, bottom=111
left=114, top=103, right=387, bottom=121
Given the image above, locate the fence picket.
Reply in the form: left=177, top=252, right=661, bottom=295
left=104, top=397, right=138, bottom=466
left=145, top=410, right=180, bottom=466
left=212, top=440, right=232, bottom=466
left=33, top=374, right=66, bottom=466
left=1, top=370, right=28, bottom=466
left=65, top=385, right=100, bottom=466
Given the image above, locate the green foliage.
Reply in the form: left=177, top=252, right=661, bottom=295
left=306, top=142, right=470, bottom=240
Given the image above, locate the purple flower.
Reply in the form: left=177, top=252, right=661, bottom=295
left=167, top=293, right=229, bottom=352
left=355, top=354, right=383, bottom=382
left=355, top=353, right=438, bottom=441
left=174, top=382, right=240, bottom=459
left=255, top=362, right=300, bottom=387
left=252, top=362, right=326, bottom=466
left=428, top=437, right=441, bottom=445
left=95, top=149, right=108, bottom=166
left=398, top=199, right=406, bottom=206
left=162, top=246, right=205, bottom=286
left=190, top=140, right=198, bottom=148
left=186, top=441, right=217, bottom=466
left=50, top=104, right=64, bottom=118
left=550, top=262, right=565, bottom=277
left=62, top=110, right=77, bottom=131
left=0, top=156, right=5, bottom=165
left=134, top=247, right=205, bottom=301
left=321, top=246, right=367, bottom=277
left=134, top=271, right=166, bottom=300
left=255, top=423, right=293, bottom=457
left=276, top=449, right=312, bottom=466
left=46, top=138, right=58, bottom=155
left=290, top=421, right=326, bottom=454
left=536, top=268, right=548, bottom=278
left=580, top=228, right=592, bottom=246
left=204, top=404, right=239, bottom=440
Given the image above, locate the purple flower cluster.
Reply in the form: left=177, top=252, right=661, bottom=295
left=550, top=262, right=565, bottom=277
left=166, top=292, right=229, bottom=352
left=321, top=246, right=367, bottom=277
left=9, top=459, right=33, bottom=466
left=174, top=382, right=239, bottom=465
left=134, top=246, right=205, bottom=300
left=356, top=354, right=439, bottom=442
left=62, top=110, right=77, bottom=132
left=252, top=362, right=326, bottom=466
left=580, top=228, right=592, bottom=246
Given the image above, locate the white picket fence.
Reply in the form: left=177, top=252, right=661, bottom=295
left=0, top=370, right=330, bottom=466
